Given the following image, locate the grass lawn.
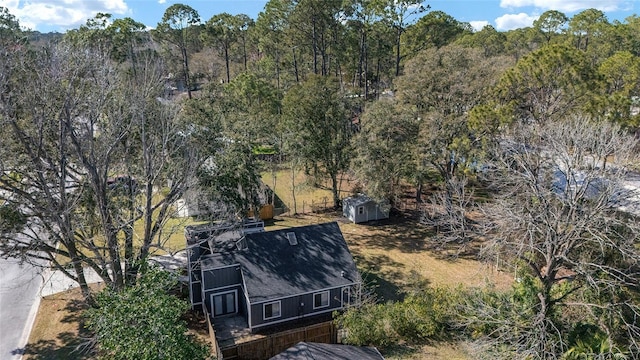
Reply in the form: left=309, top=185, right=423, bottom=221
left=26, top=169, right=510, bottom=359
left=23, top=285, right=102, bottom=360
left=265, top=213, right=512, bottom=301
left=139, top=216, right=206, bottom=255
left=260, top=168, right=357, bottom=214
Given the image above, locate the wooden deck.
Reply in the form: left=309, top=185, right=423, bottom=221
left=207, top=313, right=337, bottom=360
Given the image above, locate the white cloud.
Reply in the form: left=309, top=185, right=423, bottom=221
left=0, top=0, right=129, bottom=31
left=495, top=13, right=537, bottom=30
left=469, top=20, right=490, bottom=32
left=499, top=0, right=626, bottom=13
left=158, top=0, right=166, bottom=3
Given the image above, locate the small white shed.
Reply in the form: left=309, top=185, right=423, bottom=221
left=343, top=194, right=389, bottom=223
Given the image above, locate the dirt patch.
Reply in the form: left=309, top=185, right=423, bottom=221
left=182, top=309, right=211, bottom=345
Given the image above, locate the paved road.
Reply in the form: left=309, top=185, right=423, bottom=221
left=0, top=257, right=43, bottom=360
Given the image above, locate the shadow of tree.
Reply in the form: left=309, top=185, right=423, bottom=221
left=60, top=299, right=89, bottom=324
left=21, top=336, right=92, bottom=360
left=342, top=213, right=433, bottom=253
left=21, top=298, right=94, bottom=360
left=345, top=211, right=486, bottom=263
left=354, top=253, right=431, bottom=303
left=379, top=343, right=422, bottom=358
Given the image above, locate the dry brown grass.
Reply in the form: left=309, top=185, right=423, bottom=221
left=261, top=168, right=357, bottom=214
left=23, top=285, right=102, bottom=360
left=383, top=342, right=473, bottom=359
left=265, top=213, right=512, bottom=301
left=27, top=169, right=509, bottom=359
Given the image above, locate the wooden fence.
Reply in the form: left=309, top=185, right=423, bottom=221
left=208, top=319, right=337, bottom=360
left=300, top=197, right=334, bottom=214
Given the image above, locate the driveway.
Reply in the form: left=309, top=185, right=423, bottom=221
left=0, top=257, right=43, bottom=360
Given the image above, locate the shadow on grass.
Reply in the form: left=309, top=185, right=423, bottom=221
left=343, top=212, right=434, bottom=253
left=347, top=211, right=485, bottom=262
left=354, top=253, right=431, bottom=303
left=22, top=334, right=93, bottom=360
left=22, top=299, right=93, bottom=360
left=379, top=344, right=422, bottom=359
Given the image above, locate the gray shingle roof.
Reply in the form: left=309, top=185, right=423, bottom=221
left=235, top=222, right=361, bottom=303
left=342, top=194, right=375, bottom=207
left=269, top=342, right=384, bottom=360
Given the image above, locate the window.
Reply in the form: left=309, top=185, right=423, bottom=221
left=341, top=287, right=351, bottom=307
left=211, top=291, right=237, bottom=317
left=313, top=291, right=330, bottom=309
left=264, top=301, right=281, bottom=320
left=357, top=206, right=364, bottom=215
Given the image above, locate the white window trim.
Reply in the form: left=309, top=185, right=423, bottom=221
left=263, top=300, right=282, bottom=320
left=341, top=287, right=351, bottom=307
left=357, top=206, right=364, bottom=215
left=210, top=289, right=238, bottom=318
left=313, top=290, right=330, bottom=309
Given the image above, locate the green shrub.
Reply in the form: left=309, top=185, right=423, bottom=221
left=85, top=266, right=210, bottom=360
left=335, top=286, right=460, bottom=348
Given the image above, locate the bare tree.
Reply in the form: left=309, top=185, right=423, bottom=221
left=421, top=176, right=480, bottom=255
left=473, top=117, right=640, bottom=358
left=0, top=41, right=200, bottom=297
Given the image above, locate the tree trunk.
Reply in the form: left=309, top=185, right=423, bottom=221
left=290, top=164, right=297, bottom=214
left=242, top=37, right=248, bottom=71
left=275, top=48, right=280, bottom=90
left=312, top=16, right=318, bottom=75
left=292, top=46, right=299, bottom=83
left=224, top=45, right=230, bottom=83
left=67, top=242, right=92, bottom=301
left=358, top=28, right=365, bottom=89
left=331, top=172, right=340, bottom=209
left=182, top=46, right=192, bottom=99
left=395, top=27, right=402, bottom=77
left=376, top=58, right=381, bottom=99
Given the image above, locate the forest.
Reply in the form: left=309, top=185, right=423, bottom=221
left=2, top=0, right=640, bottom=359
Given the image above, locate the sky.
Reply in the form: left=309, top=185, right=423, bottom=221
left=0, top=0, right=638, bottom=33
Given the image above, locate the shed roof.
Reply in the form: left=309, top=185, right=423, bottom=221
left=235, top=222, right=361, bottom=303
left=343, top=194, right=376, bottom=207
left=269, top=342, right=384, bottom=360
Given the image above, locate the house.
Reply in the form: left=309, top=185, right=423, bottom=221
left=186, top=221, right=362, bottom=331
left=342, top=194, right=389, bottom=223
left=269, top=342, right=385, bottom=360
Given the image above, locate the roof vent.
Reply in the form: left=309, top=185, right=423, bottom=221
left=286, top=232, right=298, bottom=246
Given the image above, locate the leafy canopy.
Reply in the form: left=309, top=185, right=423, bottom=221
left=85, top=266, right=209, bottom=360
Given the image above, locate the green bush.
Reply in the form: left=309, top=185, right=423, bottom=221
left=85, top=266, right=210, bottom=360
left=335, top=287, right=460, bottom=348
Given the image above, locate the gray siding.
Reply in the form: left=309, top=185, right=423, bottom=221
left=202, top=266, right=241, bottom=290
left=345, top=201, right=388, bottom=223
left=201, top=266, right=243, bottom=315
left=249, top=286, right=348, bottom=329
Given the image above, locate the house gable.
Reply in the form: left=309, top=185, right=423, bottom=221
left=190, top=221, right=362, bottom=331
left=237, top=222, right=360, bottom=304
